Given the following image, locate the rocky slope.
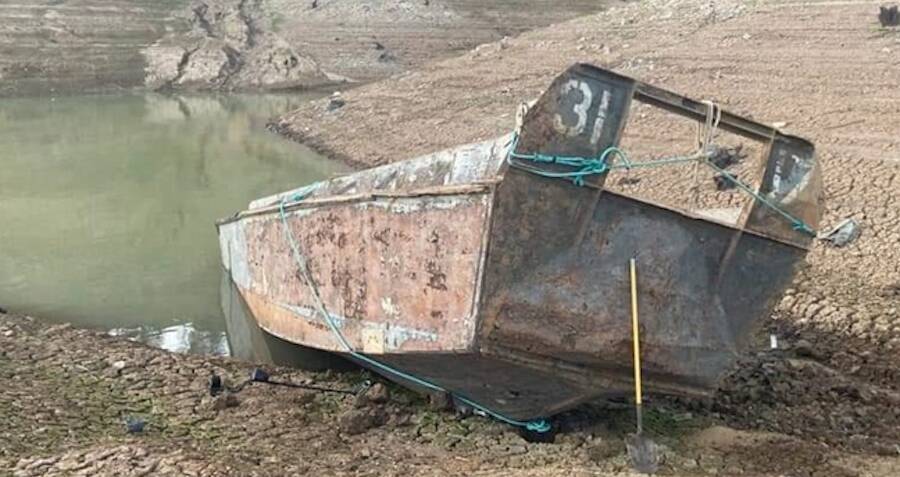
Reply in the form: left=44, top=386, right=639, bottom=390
left=142, top=0, right=614, bottom=92
left=0, top=0, right=185, bottom=96
left=0, top=0, right=611, bottom=96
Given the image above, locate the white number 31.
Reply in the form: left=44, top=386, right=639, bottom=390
left=555, top=79, right=611, bottom=146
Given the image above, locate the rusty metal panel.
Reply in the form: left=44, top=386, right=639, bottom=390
left=516, top=63, right=635, bottom=158
left=249, top=136, right=510, bottom=211
left=220, top=192, right=492, bottom=354
left=478, top=168, right=804, bottom=404
left=743, top=134, right=823, bottom=247
left=511, top=63, right=634, bottom=189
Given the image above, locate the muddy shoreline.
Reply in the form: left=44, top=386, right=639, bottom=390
left=2, top=307, right=898, bottom=476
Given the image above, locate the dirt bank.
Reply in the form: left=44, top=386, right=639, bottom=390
left=143, top=0, right=614, bottom=92
left=0, top=0, right=611, bottom=96
left=0, top=0, right=184, bottom=96
left=2, top=312, right=898, bottom=476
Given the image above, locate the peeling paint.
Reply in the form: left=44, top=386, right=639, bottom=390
left=277, top=302, right=346, bottom=328
left=381, top=297, right=400, bottom=320
left=218, top=221, right=251, bottom=290
left=276, top=301, right=438, bottom=352
left=248, top=136, right=508, bottom=211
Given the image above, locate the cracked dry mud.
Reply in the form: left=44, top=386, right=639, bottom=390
left=2, top=312, right=898, bottom=477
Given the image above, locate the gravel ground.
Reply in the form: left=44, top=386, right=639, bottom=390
left=2, top=312, right=898, bottom=476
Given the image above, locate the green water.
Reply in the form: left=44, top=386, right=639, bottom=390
left=0, top=93, right=346, bottom=354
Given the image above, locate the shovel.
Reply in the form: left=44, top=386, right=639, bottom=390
left=625, top=257, right=660, bottom=474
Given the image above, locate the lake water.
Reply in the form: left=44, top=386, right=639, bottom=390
left=0, top=93, right=346, bottom=355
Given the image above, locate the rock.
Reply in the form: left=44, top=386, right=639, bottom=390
left=212, top=392, right=240, bottom=411
left=428, top=392, right=453, bottom=411
left=793, top=339, right=822, bottom=359
left=354, top=382, right=390, bottom=408
left=586, top=438, right=622, bottom=462
left=124, top=416, right=146, bottom=434
left=364, top=383, right=390, bottom=404
left=327, top=97, right=346, bottom=112
left=142, top=45, right=188, bottom=89
left=338, top=407, right=385, bottom=435
left=112, top=360, right=127, bottom=370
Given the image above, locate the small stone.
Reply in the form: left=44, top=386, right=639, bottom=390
left=339, top=407, right=385, bottom=435
left=212, top=392, right=240, bottom=410
left=112, top=360, right=127, bottom=370
left=124, top=416, right=146, bottom=434
left=427, top=391, right=453, bottom=411
left=772, top=121, right=788, bottom=128
left=742, top=33, right=752, bottom=40
left=326, top=97, right=346, bottom=112
left=793, top=339, right=821, bottom=359
left=364, top=383, right=390, bottom=404
left=586, top=439, right=623, bottom=462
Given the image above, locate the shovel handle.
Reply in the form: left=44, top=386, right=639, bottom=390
left=630, top=258, right=642, bottom=406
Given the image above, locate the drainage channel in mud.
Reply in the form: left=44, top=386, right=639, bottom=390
left=0, top=93, right=347, bottom=355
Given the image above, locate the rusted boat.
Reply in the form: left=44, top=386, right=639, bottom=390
left=217, top=64, right=822, bottom=424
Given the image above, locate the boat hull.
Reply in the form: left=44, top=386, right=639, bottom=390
left=217, top=64, right=821, bottom=420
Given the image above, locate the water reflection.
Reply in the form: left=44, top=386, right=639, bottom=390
left=109, top=323, right=231, bottom=356
left=0, top=93, right=347, bottom=354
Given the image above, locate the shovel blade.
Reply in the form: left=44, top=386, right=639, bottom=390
left=625, top=434, right=660, bottom=474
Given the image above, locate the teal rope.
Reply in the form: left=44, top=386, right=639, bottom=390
left=277, top=198, right=551, bottom=433
left=700, top=160, right=816, bottom=236
left=506, top=132, right=816, bottom=236
left=506, top=133, right=700, bottom=186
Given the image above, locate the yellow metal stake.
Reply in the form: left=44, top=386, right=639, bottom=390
left=630, top=257, right=643, bottom=432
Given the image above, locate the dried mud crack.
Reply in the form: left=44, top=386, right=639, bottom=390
left=2, top=312, right=898, bottom=476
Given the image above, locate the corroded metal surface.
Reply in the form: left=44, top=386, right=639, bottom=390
left=478, top=168, right=804, bottom=418
left=217, top=63, right=824, bottom=421
left=248, top=135, right=510, bottom=211
left=220, top=191, right=492, bottom=354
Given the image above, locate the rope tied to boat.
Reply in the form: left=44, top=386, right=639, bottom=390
left=506, top=100, right=816, bottom=236
left=276, top=198, right=552, bottom=433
